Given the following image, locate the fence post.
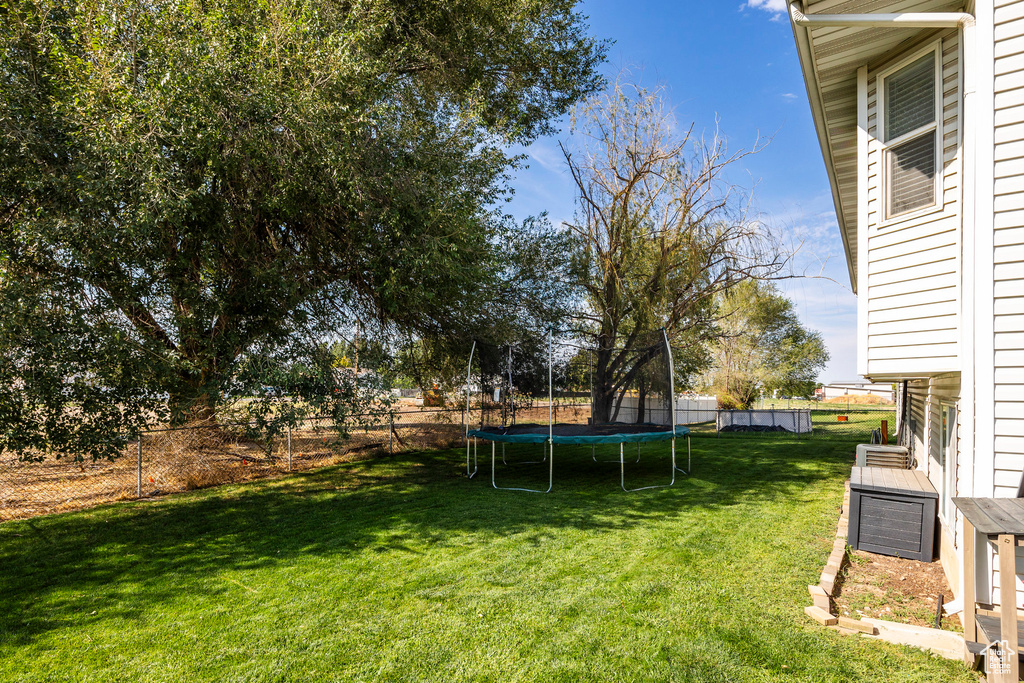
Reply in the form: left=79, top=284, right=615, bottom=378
left=389, top=414, right=394, bottom=454
left=137, top=435, right=143, bottom=498
left=287, top=426, right=292, bottom=472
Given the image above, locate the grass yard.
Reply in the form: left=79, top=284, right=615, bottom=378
left=0, top=436, right=976, bottom=682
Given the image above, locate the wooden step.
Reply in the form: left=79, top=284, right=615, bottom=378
left=975, top=614, right=1024, bottom=659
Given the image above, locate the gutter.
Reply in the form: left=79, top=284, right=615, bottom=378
left=786, top=1, right=975, bottom=293
left=790, top=7, right=974, bottom=29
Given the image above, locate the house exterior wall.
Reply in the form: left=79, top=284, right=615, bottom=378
left=992, top=0, right=1024, bottom=499
left=859, top=30, right=962, bottom=378
left=906, top=375, right=959, bottom=497
left=794, top=0, right=1024, bottom=609
left=957, top=0, right=1024, bottom=609
left=905, top=374, right=962, bottom=589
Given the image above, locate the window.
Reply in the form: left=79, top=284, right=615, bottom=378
left=881, top=51, right=940, bottom=220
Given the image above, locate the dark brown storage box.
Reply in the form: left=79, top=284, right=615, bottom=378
left=848, top=466, right=938, bottom=562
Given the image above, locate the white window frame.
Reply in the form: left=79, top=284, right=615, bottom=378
left=876, top=43, right=944, bottom=226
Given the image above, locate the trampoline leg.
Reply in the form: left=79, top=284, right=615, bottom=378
left=622, top=438, right=678, bottom=493
left=467, top=437, right=478, bottom=479
left=492, top=439, right=553, bottom=493
left=673, top=435, right=691, bottom=476
left=619, top=442, right=625, bottom=491
left=502, top=441, right=545, bottom=466
left=593, top=444, right=614, bottom=464
left=546, top=441, right=553, bottom=493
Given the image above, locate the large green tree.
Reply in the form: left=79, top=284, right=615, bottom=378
left=708, top=280, right=830, bottom=408
left=0, top=0, right=605, bottom=458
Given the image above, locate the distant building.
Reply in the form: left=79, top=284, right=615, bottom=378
left=821, top=381, right=895, bottom=403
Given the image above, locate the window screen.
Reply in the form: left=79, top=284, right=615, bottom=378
left=888, top=132, right=936, bottom=216
left=883, top=51, right=938, bottom=218
left=885, top=54, right=935, bottom=143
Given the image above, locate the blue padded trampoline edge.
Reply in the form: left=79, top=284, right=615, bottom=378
left=467, top=426, right=690, bottom=445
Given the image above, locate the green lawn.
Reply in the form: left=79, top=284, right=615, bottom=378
left=0, top=437, right=975, bottom=682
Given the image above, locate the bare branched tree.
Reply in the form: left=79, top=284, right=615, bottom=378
left=560, top=74, right=791, bottom=422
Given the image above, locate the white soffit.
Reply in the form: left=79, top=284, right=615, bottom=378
left=793, top=0, right=966, bottom=291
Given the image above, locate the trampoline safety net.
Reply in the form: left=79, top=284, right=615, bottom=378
left=465, top=330, right=684, bottom=443
left=462, top=330, right=691, bottom=492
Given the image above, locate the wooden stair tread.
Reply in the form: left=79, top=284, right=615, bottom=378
left=975, top=614, right=1024, bottom=658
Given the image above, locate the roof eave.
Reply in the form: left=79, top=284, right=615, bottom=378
left=788, top=2, right=858, bottom=293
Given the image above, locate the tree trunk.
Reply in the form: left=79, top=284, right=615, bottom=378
left=592, top=345, right=614, bottom=424
left=635, top=383, right=646, bottom=425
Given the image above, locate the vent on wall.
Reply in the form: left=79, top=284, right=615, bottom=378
left=855, top=444, right=911, bottom=469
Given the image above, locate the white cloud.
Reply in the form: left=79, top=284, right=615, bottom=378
left=745, top=0, right=788, bottom=15
left=528, top=139, right=567, bottom=175
left=781, top=92, right=798, bottom=101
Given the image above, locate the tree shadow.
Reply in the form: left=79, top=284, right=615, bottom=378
left=0, top=435, right=857, bottom=648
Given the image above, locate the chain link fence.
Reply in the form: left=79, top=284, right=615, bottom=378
left=0, top=409, right=466, bottom=522
left=685, top=406, right=896, bottom=441
left=1, top=403, right=896, bottom=522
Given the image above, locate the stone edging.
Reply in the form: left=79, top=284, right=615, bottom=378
left=805, top=479, right=864, bottom=631
left=804, top=478, right=967, bottom=661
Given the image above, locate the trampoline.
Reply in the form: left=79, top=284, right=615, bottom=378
left=463, top=329, right=691, bottom=493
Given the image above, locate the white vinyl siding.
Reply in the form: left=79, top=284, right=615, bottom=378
left=905, top=375, right=960, bottom=557
left=993, top=0, right=1024, bottom=499
left=907, top=375, right=960, bottom=487
left=862, top=33, right=961, bottom=377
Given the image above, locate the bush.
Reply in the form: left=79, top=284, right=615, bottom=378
left=717, top=394, right=750, bottom=410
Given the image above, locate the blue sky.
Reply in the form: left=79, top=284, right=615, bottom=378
left=504, top=0, right=859, bottom=385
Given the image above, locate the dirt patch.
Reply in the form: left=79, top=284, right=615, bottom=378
left=833, top=549, right=961, bottom=632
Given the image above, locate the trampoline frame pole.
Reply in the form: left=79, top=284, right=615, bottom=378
left=502, top=440, right=547, bottom=466
left=466, top=340, right=477, bottom=478
left=492, top=439, right=553, bottom=493
left=664, top=328, right=690, bottom=477
left=487, top=330, right=554, bottom=492
left=548, top=327, right=553, bottom=446
left=621, top=438, right=678, bottom=492
left=619, top=330, right=686, bottom=492
left=594, top=442, right=638, bottom=463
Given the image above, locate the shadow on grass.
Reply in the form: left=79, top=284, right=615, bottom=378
left=0, top=435, right=859, bottom=647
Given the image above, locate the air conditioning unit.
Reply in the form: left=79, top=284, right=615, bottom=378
left=855, top=444, right=910, bottom=469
